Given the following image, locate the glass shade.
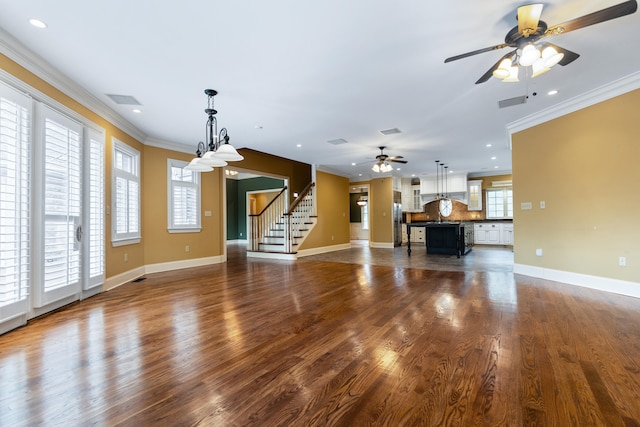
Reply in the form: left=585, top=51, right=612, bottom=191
left=214, top=143, right=244, bottom=161
left=184, top=158, right=213, bottom=172
left=492, top=58, right=512, bottom=79
left=200, top=150, right=228, bottom=166
left=519, top=44, right=540, bottom=67
left=542, top=46, right=564, bottom=68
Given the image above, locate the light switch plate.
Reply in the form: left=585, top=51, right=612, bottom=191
left=521, top=202, right=532, bottom=210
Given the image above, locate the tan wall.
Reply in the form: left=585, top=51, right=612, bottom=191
left=512, top=89, right=639, bottom=282
left=142, top=146, right=225, bottom=266
left=1, top=53, right=146, bottom=278
left=235, top=148, right=312, bottom=203
left=250, top=191, right=280, bottom=214
left=370, top=177, right=393, bottom=244
left=299, top=171, right=350, bottom=249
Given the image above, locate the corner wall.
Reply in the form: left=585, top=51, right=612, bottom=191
left=512, top=89, right=639, bottom=287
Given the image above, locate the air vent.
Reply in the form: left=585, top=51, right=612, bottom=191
left=131, top=277, right=146, bottom=283
left=379, top=128, right=401, bottom=135
left=106, top=94, right=143, bottom=105
left=498, top=96, right=526, bottom=109
left=327, top=138, right=348, bottom=145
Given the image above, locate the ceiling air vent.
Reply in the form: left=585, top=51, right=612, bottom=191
left=327, top=138, right=348, bottom=145
left=379, top=128, right=401, bottom=135
left=498, top=95, right=526, bottom=109
left=106, top=94, right=143, bottom=105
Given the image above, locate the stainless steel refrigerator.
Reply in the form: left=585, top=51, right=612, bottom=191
left=393, top=191, right=402, bottom=247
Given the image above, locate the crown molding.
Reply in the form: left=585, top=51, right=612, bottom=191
left=0, top=27, right=148, bottom=143
left=506, top=71, right=640, bottom=142
left=144, top=137, right=194, bottom=155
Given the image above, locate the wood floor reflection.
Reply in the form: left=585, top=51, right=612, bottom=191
left=2, top=243, right=640, bottom=426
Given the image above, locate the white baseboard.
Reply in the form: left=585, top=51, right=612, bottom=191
left=514, top=264, right=640, bottom=299
left=227, top=239, right=247, bottom=244
left=297, top=243, right=351, bottom=257
left=103, top=266, right=146, bottom=292
left=247, top=251, right=298, bottom=260
left=145, top=256, right=226, bottom=274
left=370, top=241, right=395, bottom=249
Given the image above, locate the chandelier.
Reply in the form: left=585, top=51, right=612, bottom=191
left=185, top=89, right=243, bottom=172
left=492, top=44, right=564, bottom=82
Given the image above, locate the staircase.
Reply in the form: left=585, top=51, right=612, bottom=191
left=247, top=182, right=316, bottom=258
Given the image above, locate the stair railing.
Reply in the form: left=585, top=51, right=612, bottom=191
left=248, top=187, right=287, bottom=251
left=283, top=182, right=316, bottom=253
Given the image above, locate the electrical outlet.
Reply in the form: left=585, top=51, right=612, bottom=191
left=185, top=245, right=190, bottom=252
left=124, top=253, right=128, bottom=262
left=536, top=248, right=543, bottom=257
left=540, top=201, right=545, bottom=209
left=619, top=256, right=626, bottom=267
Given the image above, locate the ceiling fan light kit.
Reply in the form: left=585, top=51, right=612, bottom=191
left=445, top=0, right=638, bottom=84
left=185, top=89, right=244, bottom=172
left=371, top=146, right=407, bottom=173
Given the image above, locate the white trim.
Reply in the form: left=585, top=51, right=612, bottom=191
left=507, top=71, right=640, bottom=146
left=370, top=242, right=395, bottom=249
left=145, top=256, right=226, bottom=274
left=0, top=315, right=27, bottom=336
left=514, top=264, right=640, bottom=299
left=297, top=243, right=352, bottom=257
left=247, top=251, right=298, bottom=260
left=102, top=266, right=146, bottom=292
left=0, top=27, right=146, bottom=142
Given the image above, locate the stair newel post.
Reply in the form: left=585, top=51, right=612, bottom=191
left=284, top=213, right=292, bottom=253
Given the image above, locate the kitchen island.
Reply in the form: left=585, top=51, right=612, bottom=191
left=406, top=222, right=471, bottom=258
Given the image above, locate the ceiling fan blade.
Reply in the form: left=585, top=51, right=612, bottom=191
left=444, top=43, right=510, bottom=63
left=475, top=50, right=517, bottom=84
left=389, top=159, right=408, bottom=164
left=546, top=0, right=637, bottom=35
left=544, top=43, right=580, bottom=66
left=518, top=3, right=544, bottom=36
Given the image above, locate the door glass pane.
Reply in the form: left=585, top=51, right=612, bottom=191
left=43, top=117, right=81, bottom=292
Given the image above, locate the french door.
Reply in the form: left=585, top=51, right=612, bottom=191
left=33, top=106, right=83, bottom=307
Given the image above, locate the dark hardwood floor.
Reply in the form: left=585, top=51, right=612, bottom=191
left=2, top=243, right=640, bottom=426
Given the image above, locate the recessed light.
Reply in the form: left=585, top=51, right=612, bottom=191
left=494, top=165, right=499, bottom=169
left=411, top=174, right=416, bottom=177
left=548, top=89, right=559, bottom=96
left=132, top=108, right=141, bottom=113
left=29, top=18, right=47, bottom=29
left=486, top=144, right=492, bottom=147
left=254, top=125, right=263, bottom=129
left=358, top=174, right=363, bottom=176
left=491, top=156, right=496, bottom=160
left=351, top=162, right=356, bottom=166
left=296, top=144, right=301, bottom=148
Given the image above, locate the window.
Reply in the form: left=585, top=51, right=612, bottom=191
left=361, top=203, right=369, bottom=230
left=0, top=83, right=30, bottom=320
left=486, top=188, right=513, bottom=219
left=112, top=139, right=140, bottom=245
left=167, top=159, right=201, bottom=232
left=86, top=130, right=104, bottom=289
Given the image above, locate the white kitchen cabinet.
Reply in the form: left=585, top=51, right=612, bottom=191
left=467, top=180, right=482, bottom=211
left=501, top=224, right=514, bottom=245
left=409, top=226, right=425, bottom=243
left=474, top=222, right=512, bottom=245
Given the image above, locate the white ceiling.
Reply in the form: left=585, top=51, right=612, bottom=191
left=1, top=0, right=638, bottom=181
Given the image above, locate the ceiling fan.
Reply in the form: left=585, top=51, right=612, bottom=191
left=371, top=146, right=407, bottom=173
left=444, top=0, right=638, bottom=84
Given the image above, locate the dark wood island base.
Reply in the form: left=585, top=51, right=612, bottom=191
left=406, top=222, right=471, bottom=258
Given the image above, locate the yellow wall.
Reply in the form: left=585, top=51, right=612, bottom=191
left=299, top=171, right=350, bottom=249
left=142, top=146, right=225, bottom=266
left=512, top=89, right=639, bottom=282
left=370, top=177, right=393, bottom=244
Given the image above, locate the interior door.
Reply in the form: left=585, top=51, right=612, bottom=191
left=33, top=106, right=83, bottom=307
